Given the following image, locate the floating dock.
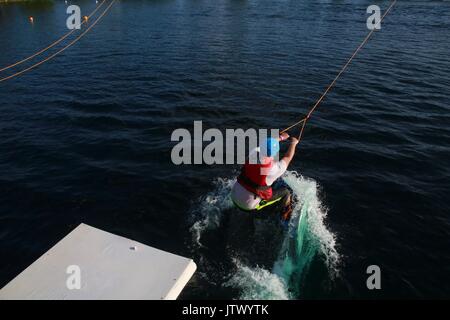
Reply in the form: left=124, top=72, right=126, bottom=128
left=0, top=223, right=196, bottom=300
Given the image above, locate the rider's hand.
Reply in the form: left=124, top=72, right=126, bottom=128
left=279, top=132, right=290, bottom=141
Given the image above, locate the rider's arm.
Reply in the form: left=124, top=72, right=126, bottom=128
left=281, top=137, right=299, bottom=167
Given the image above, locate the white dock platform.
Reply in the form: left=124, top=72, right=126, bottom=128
left=0, top=223, right=196, bottom=300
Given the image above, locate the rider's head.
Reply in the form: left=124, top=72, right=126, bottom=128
left=261, top=137, right=280, bottom=158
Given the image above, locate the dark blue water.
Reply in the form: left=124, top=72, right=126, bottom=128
left=0, top=0, right=449, bottom=299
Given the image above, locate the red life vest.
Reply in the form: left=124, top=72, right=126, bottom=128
left=237, top=157, right=273, bottom=200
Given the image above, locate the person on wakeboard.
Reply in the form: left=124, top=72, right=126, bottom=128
left=231, top=132, right=299, bottom=223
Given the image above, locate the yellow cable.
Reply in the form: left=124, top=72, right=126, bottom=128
left=281, top=0, right=397, bottom=142
left=0, top=0, right=116, bottom=83
left=0, top=0, right=106, bottom=73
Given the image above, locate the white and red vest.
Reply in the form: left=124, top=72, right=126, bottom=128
left=237, top=157, right=273, bottom=200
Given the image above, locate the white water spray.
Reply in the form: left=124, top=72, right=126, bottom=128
left=189, top=171, right=340, bottom=299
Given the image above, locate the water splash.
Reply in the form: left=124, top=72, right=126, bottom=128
left=189, top=171, right=340, bottom=299
left=225, top=259, right=291, bottom=300
left=189, top=177, right=234, bottom=248
left=273, top=171, right=340, bottom=296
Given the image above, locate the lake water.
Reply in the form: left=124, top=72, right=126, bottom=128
left=0, top=0, right=449, bottom=299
